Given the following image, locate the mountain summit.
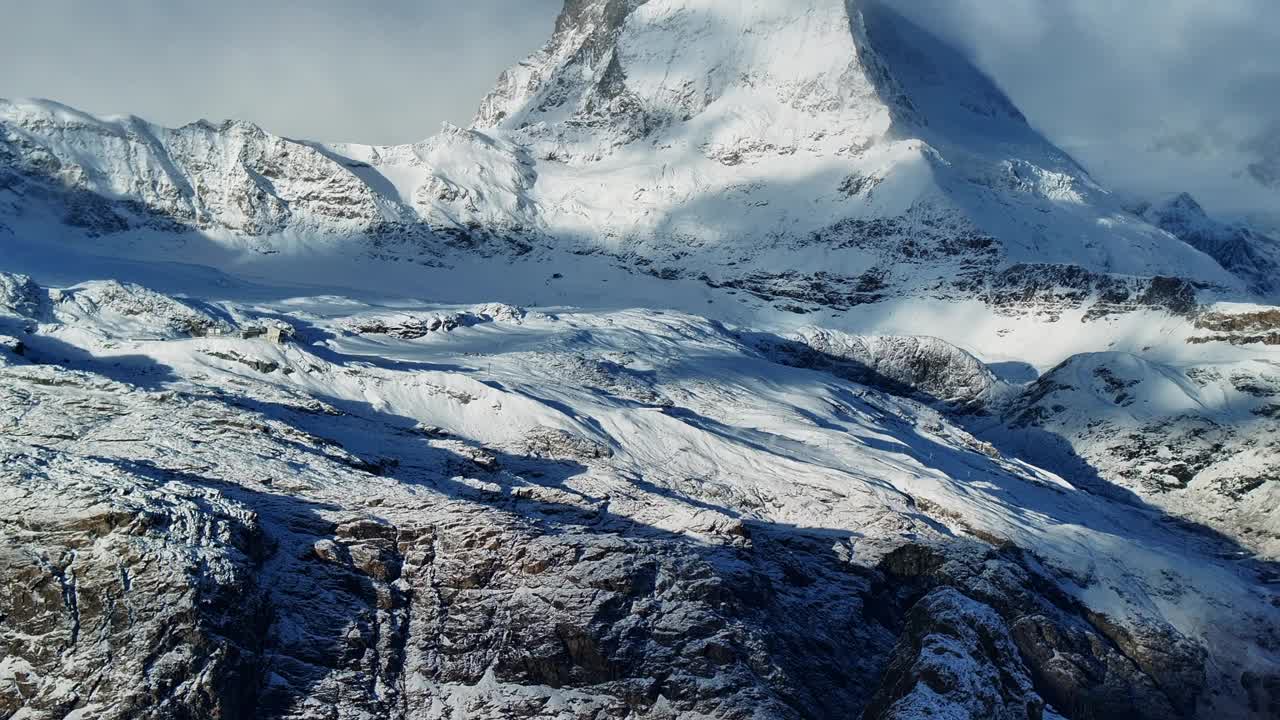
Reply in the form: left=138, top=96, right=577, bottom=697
left=0, top=0, right=1252, bottom=308
left=456, top=0, right=1238, bottom=288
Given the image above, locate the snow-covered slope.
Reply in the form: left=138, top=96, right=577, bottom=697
left=3, top=1, right=1280, bottom=718
left=2, top=273, right=1277, bottom=719
left=0, top=0, right=1253, bottom=307
left=992, top=350, right=1280, bottom=558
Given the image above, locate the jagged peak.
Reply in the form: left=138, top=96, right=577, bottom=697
left=471, top=0, right=1053, bottom=158
left=1134, top=190, right=1280, bottom=299
left=473, top=0, right=914, bottom=151
left=176, top=117, right=270, bottom=137
left=1156, top=191, right=1208, bottom=216
left=0, top=96, right=281, bottom=147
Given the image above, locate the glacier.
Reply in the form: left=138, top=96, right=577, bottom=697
left=1, top=1, right=1278, bottom=718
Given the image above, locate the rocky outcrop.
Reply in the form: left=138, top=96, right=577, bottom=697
left=971, top=264, right=1201, bottom=321
left=0, top=272, right=43, bottom=318
left=0, top=385, right=895, bottom=719
left=1190, top=307, right=1280, bottom=346
left=0, top=462, right=271, bottom=719
left=865, top=587, right=1049, bottom=720
left=2, top=322, right=1259, bottom=712
left=1000, top=352, right=1280, bottom=560
left=1, top=272, right=233, bottom=342
left=869, top=544, right=1208, bottom=720
left=51, top=280, right=232, bottom=338
left=343, top=304, right=526, bottom=339
left=0, top=448, right=1212, bottom=720
left=521, top=426, right=613, bottom=461
left=755, top=329, right=1000, bottom=410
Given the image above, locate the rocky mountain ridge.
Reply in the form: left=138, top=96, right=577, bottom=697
left=2, top=272, right=1277, bottom=719
left=1131, top=193, right=1280, bottom=300
left=1, top=1, right=1267, bottom=311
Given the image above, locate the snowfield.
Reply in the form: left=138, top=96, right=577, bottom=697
left=2, top=0, right=1280, bottom=718
left=1, top=272, right=1277, bottom=718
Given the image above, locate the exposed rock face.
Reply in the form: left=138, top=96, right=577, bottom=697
left=0, top=363, right=890, bottom=718
left=755, top=329, right=1000, bottom=410
left=1135, top=193, right=1280, bottom=300
left=867, top=544, right=1213, bottom=720
left=1190, top=307, right=1280, bottom=346
left=0, top=272, right=43, bottom=317
left=0, top=420, right=1217, bottom=720
left=866, top=587, right=1050, bottom=720
left=0, top=457, right=270, bottom=718
left=0, top=272, right=1276, bottom=719
left=977, top=265, right=1201, bottom=320
left=521, top=426, right=613, bottom=460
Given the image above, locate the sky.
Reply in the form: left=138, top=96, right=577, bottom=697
left=0, top=0, right=561, bottom=144
left=0, top=0, right=1276, bottom=219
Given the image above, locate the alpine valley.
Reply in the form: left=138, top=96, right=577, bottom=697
left=1, top=1, right=1278, bottom=719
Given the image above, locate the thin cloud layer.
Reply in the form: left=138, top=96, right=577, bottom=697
left=0, top=0, right=1275, bottom=217
left=882, top=0, right=1280, bottom=217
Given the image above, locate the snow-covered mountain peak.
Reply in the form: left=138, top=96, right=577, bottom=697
left=474, top=0, right=911, bottom=160
left=0, top=96, right=396, bottom=237
left=452, top=0, right=1238, bottom=290
left=0, top=97, right=272, bottom=148
left=1133, top=191, right=1280, bottom=299
left=0, top=0, right=1260, bottom=309
left=471, top=0, right=1072, bottom=160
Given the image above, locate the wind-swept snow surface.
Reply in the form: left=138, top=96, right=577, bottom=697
left=1, top=274, right=1277, bottom=718
left=2, top=0, right=1280, bottom=718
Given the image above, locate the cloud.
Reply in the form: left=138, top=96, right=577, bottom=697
left=880, top=0, right=1280, bottom=216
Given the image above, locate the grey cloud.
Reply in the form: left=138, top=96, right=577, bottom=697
left=881, top=0, right=1280, bottom=216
